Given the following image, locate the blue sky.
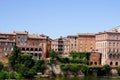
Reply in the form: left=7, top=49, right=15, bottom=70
left=0, top=0, right=120, bottom=39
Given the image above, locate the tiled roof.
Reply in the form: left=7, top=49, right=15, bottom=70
left=0, top=32, right=16, bottom=35
left=28, top=34, right=48, bottom=39
left=14, top=31, right=28, bottom=34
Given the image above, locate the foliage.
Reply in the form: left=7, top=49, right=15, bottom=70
left=0, top=62, right=3, bottom=71
left=0, top=70, right=7, bottom=79
left=60, top=64, right=88, bottom=75
left=57, top=57, right=70, bottom=63
left=117, top=66, right=120, bottom=76
left=9, top=45, right=47, bottom=78
left=49, top=50, right=59, bottom=59
left=33, top=59, right=46, bottom=73
left=101, top=64, right=110, bottom=75
left=70, top=51, right=90, bottom=60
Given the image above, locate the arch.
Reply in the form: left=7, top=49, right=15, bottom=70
left=94, top=62, right=97, bottom=65
left=22, top=48, right=25, bottom=51
left=30, top=48, right=33, bottom=51
left=39, top=48, right=42, bottom=51
left=110, top=61, right=113, bottom=66
left=26, top=48, right=29, bottom=51
left=115, top=62, right=118, bottom=66
left=90, top=62, right=93, bottom=65
left=35, top=48, right=38, bottom=51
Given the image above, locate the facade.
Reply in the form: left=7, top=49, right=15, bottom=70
left=89, top=52, right=101, bottom=65
left=0, top=32, right=15, bottom=62
left=0, top=31, right=51, bottom=62
left=67, top=35, right=77, bottom=52
left=51, top=37, right=70, bottom=55
left=96, top=27, right=120, bottom=66
left=77, top=33, right=96, bottom=52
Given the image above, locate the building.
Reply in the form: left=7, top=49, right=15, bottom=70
left=0, top=32, right=15, bottom=62
left=51, top=37, right=70, bottom=55
left=77, top=33, right=96, bottom=52
left=89, top=52, right=101, bottom=65
left=0, top=31, right=51, bottom=62
left=96, top=27, right=120, bottom=66
left=67, top=35, right=77, bottom=52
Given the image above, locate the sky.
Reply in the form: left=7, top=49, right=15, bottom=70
left=0, top=0, right=120, bottom=39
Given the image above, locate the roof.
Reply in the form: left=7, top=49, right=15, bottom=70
left=28, top=34, right=48, bottom=39
left=77, top=33, right=95, bottom=37
left=0, top=32, right=16, bottom=35
left=14, top=31, right=28, bottom=35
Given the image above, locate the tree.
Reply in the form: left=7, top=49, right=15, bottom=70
left=117, top=66, right=120, bottom=76
left=9, top=45, right=21, bottom=69
left=49, top=50, right=59, bottom=59
left=33, top=59, right=46, bottom=73
left=0, top=62, right=3, bottom=71
left=101, top=64, right=110, bottom=75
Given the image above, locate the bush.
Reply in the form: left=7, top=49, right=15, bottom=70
left=60, top=64, right=88, bottom=75
left=101, top=64, right=110, bottom=75
left=0, top=70, right=8, bottom=79
left=117, top=66, right=120, bottom=76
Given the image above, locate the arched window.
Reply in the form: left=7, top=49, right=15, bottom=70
left=26, top=48, right=29, bottom=51
left=115, top=62, right=118, bottom=66
left=35, top=48, right=37, bottom=51
left=22, top=48, right=25, bottom=51
left=94, top=62, right=97, bottom=65
left=110, top=62, right=113, bottom=66
left=90, top=62, right=93, bottom=65
left=30, top=48, right=33, bottom=51
left=39, top=48, right=42, bottom=51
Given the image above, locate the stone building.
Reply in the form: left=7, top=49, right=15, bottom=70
left=0, top=31, right=51, bottom=62
left=96, top=27, right=120, bottom=66
left=51, top=37, right=70, bottom=55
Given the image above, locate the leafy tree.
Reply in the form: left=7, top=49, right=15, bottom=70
left=9, top=45, right=21, bottom=69
left=49, top=50, right=59, bottom=59
left=117, top=66, right=120, bottom=76
left=0, top=62, right=3, bottom=71
left=33, top=59, right=46, bottom=73
left=101, top=64, right=110, bottom=75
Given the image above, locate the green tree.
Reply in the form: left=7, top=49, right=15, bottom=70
left=49, top=50, right=59, bottom=59
left=33, top=59, right=46, bottom=73
left=117, top=66, right=120, bottom=76
left=101, top=64, right=110, bottom=75
left=0, top=62, right=3, bottom=71
left=9, top=45, right=21, bottom=69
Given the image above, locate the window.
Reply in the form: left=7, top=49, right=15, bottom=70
left=110, top=62, right=113, bottom=66
left=115, top=62, right=118, bottom=66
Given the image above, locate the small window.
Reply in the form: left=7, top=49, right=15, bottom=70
left=115, top=62, right=118, bottom=66
left=110, top=62, right=113, bottom=66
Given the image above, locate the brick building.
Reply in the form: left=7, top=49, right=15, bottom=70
left=77, top=33, right=96, bottom=52
left=0, top=31, right=51, bottom=62
left=89, top=52, right=101, bottom=65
